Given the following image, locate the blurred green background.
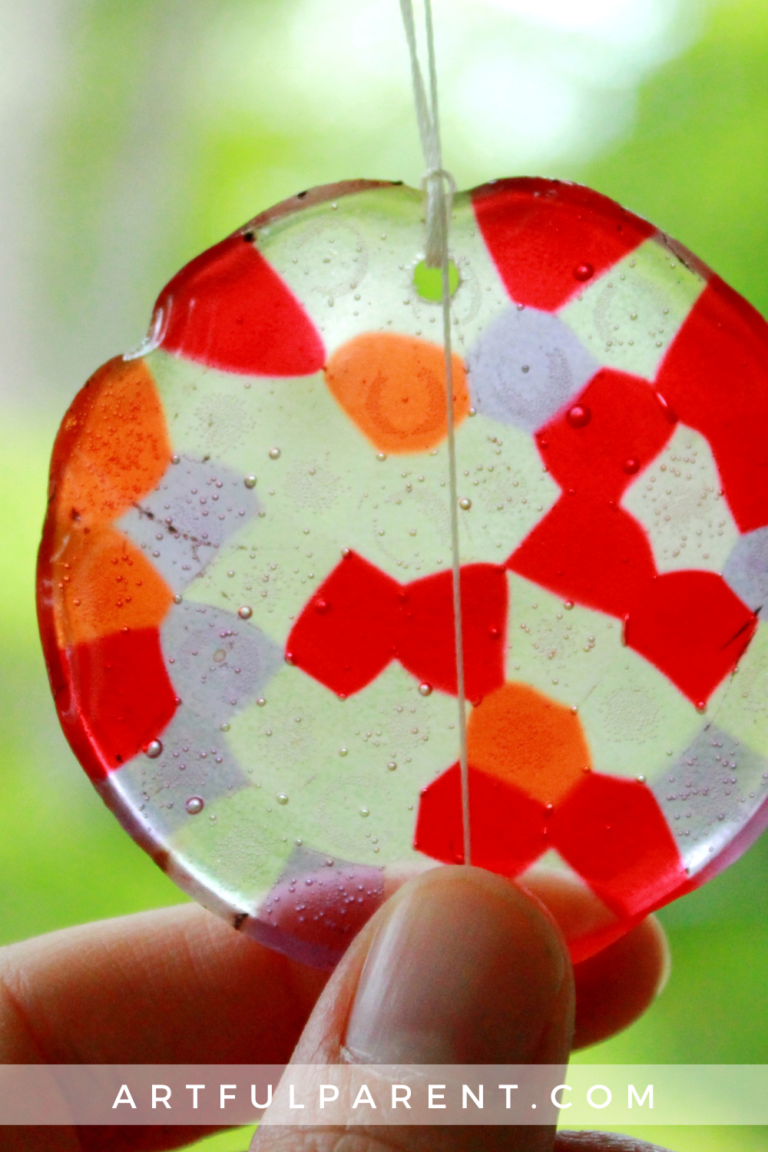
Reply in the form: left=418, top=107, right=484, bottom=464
left=3, top=0, right=768, bottom=1147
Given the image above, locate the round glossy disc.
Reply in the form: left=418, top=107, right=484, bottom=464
left=38, top=177, right=768, bottom=967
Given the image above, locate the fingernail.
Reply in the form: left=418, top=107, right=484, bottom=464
left=344, top=866, right=571, bottom=1065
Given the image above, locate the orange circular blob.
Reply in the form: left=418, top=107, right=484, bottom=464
left=467, top=681, right=592, bottom=806
left=51, top=356, right=172, bottom=529
left=324, top=332, right=469, bottom=454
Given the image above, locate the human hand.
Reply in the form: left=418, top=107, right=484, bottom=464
left=0, top=866, right=671, bottom=1152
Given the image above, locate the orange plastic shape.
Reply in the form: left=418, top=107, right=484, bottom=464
left=466, top=681, right=591, bottom=805
left=50, top=524, right=175, bottom=648
left=324, top=332, right=470, bottom=454
left=51, top=356, right=172, bottom=527
left=42, top=355, right=175, bottom=650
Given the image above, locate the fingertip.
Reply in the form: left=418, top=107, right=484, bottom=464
left=258, top=867, right=574, bottom=1152
left=293, top=864, right=575, bottom=1066
left=572, top=914, right=670, bottom=1050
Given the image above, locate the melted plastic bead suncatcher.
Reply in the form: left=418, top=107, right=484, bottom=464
left=38, top=177, right=768, bottom=966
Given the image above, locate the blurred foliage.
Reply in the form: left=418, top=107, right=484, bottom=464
left=3, top=0, right=768, bottom=1148
left=581, top=0, right=768, bottom=317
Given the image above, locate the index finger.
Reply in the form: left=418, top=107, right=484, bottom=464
left=0, top=904, right=328, bottom=1152
left=0, top=903, right=327, bottom=1067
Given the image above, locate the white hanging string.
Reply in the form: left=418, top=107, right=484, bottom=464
left=399, top=0, right=470, bottom=866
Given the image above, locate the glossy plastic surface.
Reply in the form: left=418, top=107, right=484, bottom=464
left=38, top=177, right=768, bottom=966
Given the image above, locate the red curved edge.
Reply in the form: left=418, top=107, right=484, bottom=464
left=37, top=511, right=107, bottom=782
left=153, top=235, right=326, bottom=377
left=471, top=177, right=656, bottom=313
left=37, top=516, right=178, bottom=781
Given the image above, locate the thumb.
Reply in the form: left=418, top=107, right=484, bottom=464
left=252, top=865, right=574, bottom=1152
